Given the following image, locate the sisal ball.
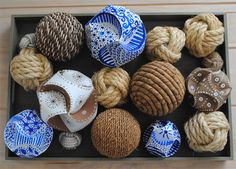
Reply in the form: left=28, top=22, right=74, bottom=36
left=130, top=61, right=185, bottom=116
left=202, top=52, right=224, bottom=71
left=10, top=48, right=53, bottom=91
left=19, top=33, right=35, bottom=49
left=91, top=108, right=141, bottom=158
left=146, top=26, right=186, bottom=63
left=92, top=67, right=130, bottom=108
left=184, top=13, right=224, bottom=57
left=35, top=12, right=84, bottom=62
left=184, top=111, right=230, bottom=152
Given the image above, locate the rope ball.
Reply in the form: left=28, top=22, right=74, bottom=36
left=146, top=26, right=186, bottom=63
left=10, top=48, right=53, bottom=91
left=184, top=13, right=224, bottom=57
left=19, top=33, right=36, bottom=49
left=92, top=67, right=130, bottom=108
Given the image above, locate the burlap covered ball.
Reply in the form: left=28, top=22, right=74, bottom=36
left=91, top=108, right=141, bottom=158
left=184, top=111, right=230, bottom=152
left=130, top=61, right=185, bottom=116
left=146, top=26, right=186, bottom=63
left=92, top=67, right=130, bottom=108
left=35, top=12, right=84, bottom=62
left=202, top=52, right=224, bottom=71
left=184, top=13, right=224, bottom=57
left=10, top=48, right=53, bottom=91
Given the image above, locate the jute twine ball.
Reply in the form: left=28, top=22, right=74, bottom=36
left=10, top=48, right=53, bottom=91
left=184, top=13, right=224, bottom=57
left=130, top=61, right=185, bottom=116
left=184, top=111, right=230, bottom=152
left=91, top=108, right=141, bottom=158
left=19, top=33, right=35, bottom=49
left=92, top=67, right=130, bottom=108
left=146, top=26, right=186, bottom=63
left=35, top=12, right=84, bottom=62
left=202, top=52, right=224, bottom=71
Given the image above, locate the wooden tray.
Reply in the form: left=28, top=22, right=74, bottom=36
left=6, top=13, right=233, bottom=160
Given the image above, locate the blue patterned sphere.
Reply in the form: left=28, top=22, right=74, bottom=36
left=4, top=109, right=53, bottom=158
left=143, top=120, right=181, bottom=157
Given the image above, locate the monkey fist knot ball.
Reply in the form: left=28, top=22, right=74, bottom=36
left=184, top=13, right=224, bottom=57
left=10, top=48, right=53, bottom=91
left=92, top=67, right=130, bottom=108
left=19, top=33, right=36, bottom=49
left=146, top=26, right=186, bottom=63
left=35, top=12, right=84, bottom=62
left=130, top=61, right=185, bottom=116
left=184, top=111, right=230, bottom=152
left=91, top=108, right=141, bottom=158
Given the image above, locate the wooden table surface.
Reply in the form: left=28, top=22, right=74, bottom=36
left=0, top=1, right=236, bottom=168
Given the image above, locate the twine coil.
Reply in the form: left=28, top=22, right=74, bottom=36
left=202, top=52, right=224, bottom=71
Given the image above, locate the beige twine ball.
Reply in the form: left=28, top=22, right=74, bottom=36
left=10, top=48, right=53, bottom=91
left=184, top=13, right=224, bottom=58
left=146, top=26, right=186, bottom=63
left=202, top=52, right=224, bottom=71
left=184, top=111, right=230, bottom=152
left=92, top=67, right=130, bottom=108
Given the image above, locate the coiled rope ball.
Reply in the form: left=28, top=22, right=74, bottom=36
left=92, top=67, right=130, bottom=108
left=10, top=48, right=53, bottom=91
left=130, top=61, right=185, bottom=116
left=91, top=108, right=141, bottom=158
left=184, top=111, right=230, bottom=152
left=184, top=13, right=224, bottom=58
left=35, top=12, right=84, bottom=62
left=146, top=26, right=186, bottom=63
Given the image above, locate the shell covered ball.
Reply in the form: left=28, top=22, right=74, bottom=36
left=35, top=12, right=84, bottom=62
left=85, top=5, right=146, bottom=67
left=130, top=61, right=186, bottom=116
left=91, top=108, right=141, bottom=158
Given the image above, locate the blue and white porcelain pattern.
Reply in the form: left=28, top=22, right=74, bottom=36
left=143, top=120, right=181, bottom=158
left=4, top=109, right=53, bottom=158
left=85, top=5, right=146, bottom=67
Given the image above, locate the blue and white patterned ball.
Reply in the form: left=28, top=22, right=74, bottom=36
left=4, top=109, right=53, bottom=158
left=143, top=120, right=181, bottom=157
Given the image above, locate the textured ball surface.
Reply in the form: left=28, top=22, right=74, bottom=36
left=35, top=12, right=84, bottom=62
left=202, top=52, right=224, bottom=71
left=130, top=61, right=185, bottom=116
left=19, top=33, right=35, bottom=49
left=91, top=108, right=141, bottom=158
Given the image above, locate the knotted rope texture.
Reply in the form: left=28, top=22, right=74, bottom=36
left=184, top=111, right=230, bottom=152
left=10, top=48, right=53, bottom=91
left=19, top=33, right=36, bottom=49
left=92, top=67, right=130, bottom=108
left=184, top=13, right=224, bottom=57
left=146, top=26, right=186, bottom=63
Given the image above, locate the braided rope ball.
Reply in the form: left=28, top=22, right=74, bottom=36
left=146, top=26, right=186, bottom=63
left=130, top=61, right=185, bottom=116
left=19, top=33, right=35, bottom=49
left=202, top=52, right=224, bottom=71
left=91, top=108, right=141, bottom=158
left=35, top=12, right=84, bottom=62
left=184, top=13, right=224, bottom=57
left=10, top=48, right=53, bottom=91
left=92, top=67, right=130, bottom=108
left=184, top=111, right=230, bottom=152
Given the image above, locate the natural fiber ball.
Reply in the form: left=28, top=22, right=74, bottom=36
left=130, top=61, right=185, bottom=116
left=10, top=48, right=53, bottom=91
left=184, top=111, right=230, bottom=152
left=19, top=33, right=35, bottom=49
left=35, top=12, right=84, bottom=62
left=184, top=13, right=224, bottom=57
left=92, top=67, right=130, bottom=108
left=202, top=52, right=224, bottom=71
left=91, top=108, right=141, bottom=158
left=146, top=26, right=186, bottom=63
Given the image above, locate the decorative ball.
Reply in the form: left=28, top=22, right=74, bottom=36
left=202, top=52, right=224, bottom=71
left=130, top=61, right=185, bottom=116
left=92, top=67, right=130, bottom=108
left=146, top=26, right=186, bottom=63
left=91, top=108, right=141, bottom=158
left=143, top=120, right=181, bottom=157
left=10, top=48, right=53, bottom=91
left=35, top=12, right=84, bottom=62
left=59, top=132, right=82, bottom=150
left=184, top=111, right=230, bottom=152
left=184, top=13, right=224, bottom=57
left=19, top=33, right=35, bottom=49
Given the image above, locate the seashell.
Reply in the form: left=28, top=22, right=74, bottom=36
left=59, top=132, right=82, bottom=150
left=19, top=33, right=36, bottom=49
